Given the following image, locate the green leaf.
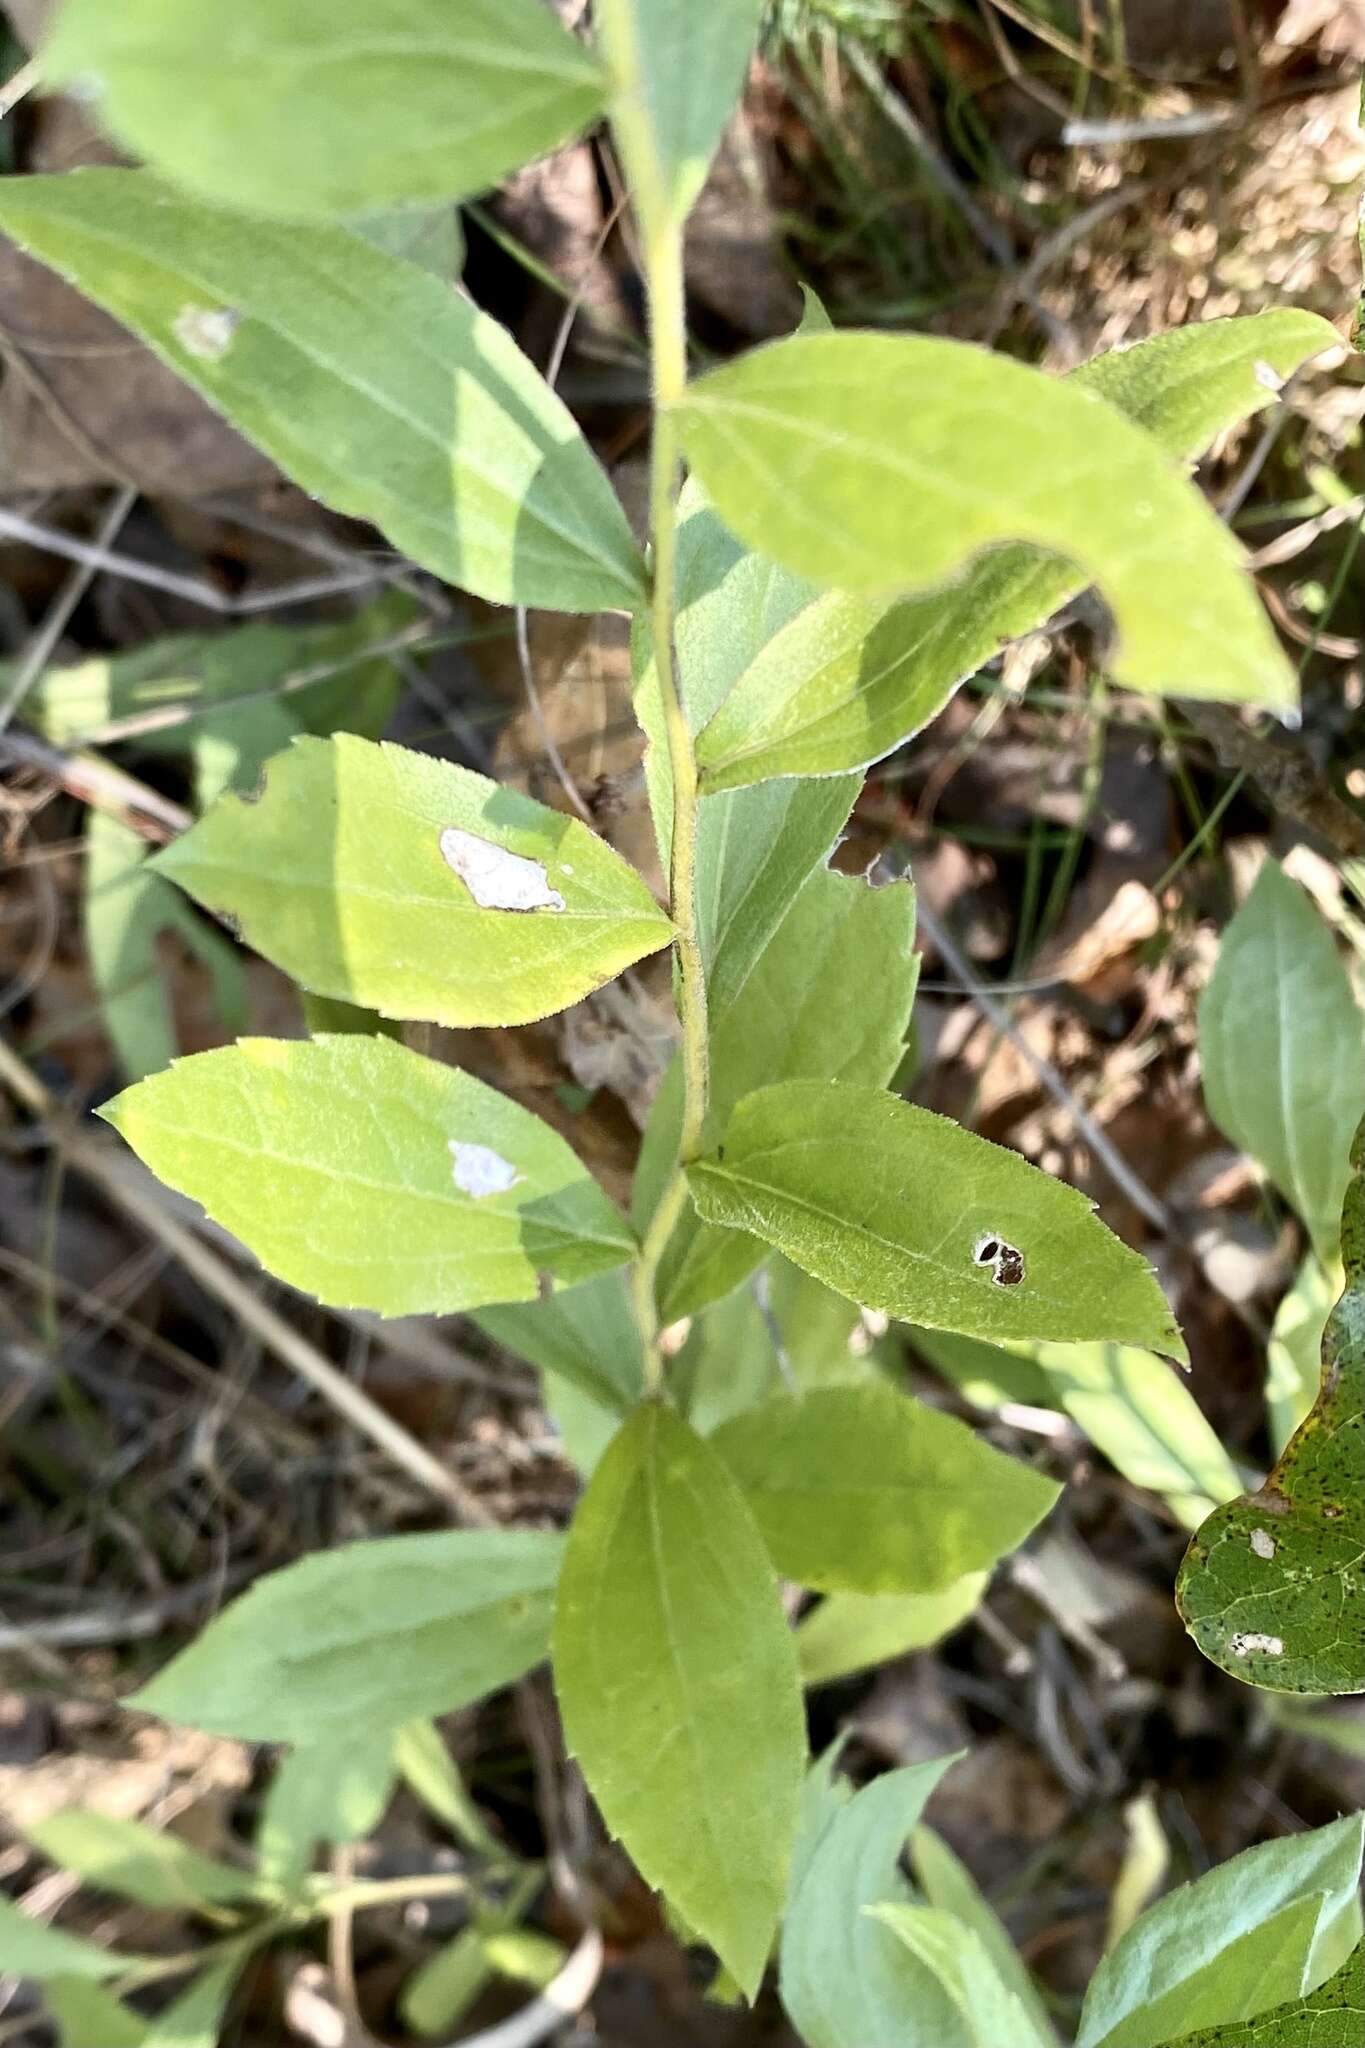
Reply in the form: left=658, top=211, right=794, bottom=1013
left=27, top=594, right=411, bottom=812
left=553, top=1402, right=805, bottom=1999
left=1029, top=1340, right=1242, bottom=1530
left=352, top=201, right=464, bottom=280
left=867, top=1904, right=1053, bottom=2048
left=102, top=1034, right=636, bottom=1316
left=1199, top=860, right=1365, bottom=1263
left=637, top=862, right=917, bottom=1321
left=779, top=1756, right=965, bottom=2048
left=796, top=1576, right=987, bottom=1687
left=1267, top=1251, right=1342, bottom=1457
left=256, top=1730, right=398, bottom=1890
left=474, top=1270, right=646, bottom=1417
left=45, top=0, right=604, bottom=219
left=688, top=1082, right=1188, bottom=1362
left=674, top=1258, right=873, bottom=1435
left=912, top=1326, right=1056, bottom=1413
left=909, top=1826, right=1058, bottom=2044
left=1068, top=310, right=1336, bottom=445
left=0, top=171, right=646, bottom=614
left=0, top=1895, right=140, bottom=1982
left=1177, top=1119, right=1365, bottom=1695
left=634, top=480, right=858, bottom=1017
left=1076, top=1811, right=1365, bottom=2048
left=392, top=1720, right=503, bottom=1861
left=153, top=735, right=672, bottom=1030
left=711, top=1381, right=1059, bottom=1592
left=45, top=1980, right=148, bottom=2048
left=597, top=0, right=763, bottom=225
left=919, top=1326, right=1242, bottom=1528
left=141, top=1949, right=246, bottom=2048
left=84, top=811, right=246, bottom=1082
left=402, top=1928, right=495, bottom=2037
left=1154, top=1941, right=1364, bottom=2046
left=677, top=331, right=1298, bottom=711
left=26, top=1810, right=261, bottom=1912
left=132, top=1526, right=563, bottom=1741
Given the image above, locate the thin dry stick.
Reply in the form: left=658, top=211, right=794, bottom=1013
left=510, top=184, right=631, bottom=828
left=0, top=53, right=39, bottom=120
left=914, top=895, right=1174, bottom=1237
left=0, top=486, right=138, bottom=736
left=0, top=728, right=192, bottom=837
left=0, top=1035, right=491, bottom=1520
left=0, top=505, right=395, bottom=617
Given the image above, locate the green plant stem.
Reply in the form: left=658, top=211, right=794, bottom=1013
left=609, top=89, right=711, bottom=1386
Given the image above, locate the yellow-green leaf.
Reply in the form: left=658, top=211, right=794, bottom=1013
left=134, top=1528, right=564, bottom=1741
left=701, top=301, right=1331, bottom=789
left=688, top=1082, right=1188, bottom=1362
left=635, top=862, right=916, bottom=1322
left=0, top=172, right=646, bottom=613
left=796, top=1577, right=987, bottom=1688
left=102, top=1035, right=636, bottom=1316
left=677, top=331, right=1297, bottom=710
left=552, top=1403, right=804, bottom=1998
left=153, top=736, right=673, bottom=1030
left=45, top=0, right=605, bottom=218
left=710, top=1381, right=1059, bottom=1593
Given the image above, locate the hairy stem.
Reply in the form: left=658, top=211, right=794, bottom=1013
left=598, top=2, right=709, bottom=1387
left=633, top=219, right=709, bottom=1392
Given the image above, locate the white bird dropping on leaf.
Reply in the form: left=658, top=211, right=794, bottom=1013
left=449, top=1140, right=521, bottom=1199
left=439, top=827, right=566, bottom=912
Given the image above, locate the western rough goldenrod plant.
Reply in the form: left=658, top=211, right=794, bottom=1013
left=1, top=2, right=1360, bottom=2038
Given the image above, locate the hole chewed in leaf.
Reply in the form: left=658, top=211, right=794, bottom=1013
left=439, top=827, right=566, bottom=913
left=449, top=1140, right=521, bottom=1200
left=973, top=1232, right=1026, bottom=1288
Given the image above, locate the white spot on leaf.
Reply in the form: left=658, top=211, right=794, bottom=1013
left=1250, top=1527, right=1276, bottom=1560
left=1230, top=1631, right=1284, bottom=1658
left=449, top=1140, right=521, bottom=1199
left=173, top=305, right=240, bottom=360
left=439, top=827, right=565, bottom=912
left=1253, top=358, right=1284, bottom=392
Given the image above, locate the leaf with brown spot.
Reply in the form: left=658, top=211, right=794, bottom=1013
left=1177, top=1118, right=1365, bottom=1695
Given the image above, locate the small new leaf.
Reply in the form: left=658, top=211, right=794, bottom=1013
left=1177, top=1117, right=1365, bottom=1695
left=688, top=1083, right=1187, bottom=1362
left=154, top=736, right=673, bottom=1029
left=133, top=1527, right=564, bottom=1742
left=102, top=1035, right=636, bottom=1316
left=45, top=0, right=605, bottom=219
left=553, top=1403, right=805, bottom=1999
